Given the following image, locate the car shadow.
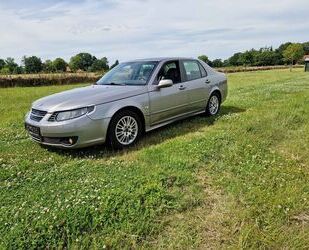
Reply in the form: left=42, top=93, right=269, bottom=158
left=45, top=105, right=245, bottom=159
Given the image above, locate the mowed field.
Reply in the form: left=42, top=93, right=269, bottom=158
left=0, top=69, right=309, bottom=249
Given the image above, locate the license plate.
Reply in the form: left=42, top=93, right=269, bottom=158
left=25, top=123, right=41, bottom=139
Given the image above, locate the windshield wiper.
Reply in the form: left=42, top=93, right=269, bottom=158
left=97, top=82, right=127, bottom=86
left=107, top=82, right=126, bottom=86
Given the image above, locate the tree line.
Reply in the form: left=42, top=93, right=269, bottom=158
left=199, top=42, right=309, bottom=67
left=0, top=41, right=308, bottom=74
left=0, top=53, right=119, bottom=74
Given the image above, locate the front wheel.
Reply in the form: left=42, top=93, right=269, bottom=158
left=206, top=92, right=221, bottom=116
left=107, top=110, right=142, bottom=149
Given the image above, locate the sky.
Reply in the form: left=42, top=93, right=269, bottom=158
left=0, top=0, right=308, bottom=64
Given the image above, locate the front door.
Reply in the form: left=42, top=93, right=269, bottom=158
left=149, top=60, right=190, bottom=125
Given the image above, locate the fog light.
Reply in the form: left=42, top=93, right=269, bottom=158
left=60, top=136, right=78, bottom=146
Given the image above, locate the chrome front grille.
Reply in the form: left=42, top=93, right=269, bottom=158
left=30, top=109, right=47, bottom=122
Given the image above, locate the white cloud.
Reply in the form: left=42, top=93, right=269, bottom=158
left=0, top=0, right=308, bottom=64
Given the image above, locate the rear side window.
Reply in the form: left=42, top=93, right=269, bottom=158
left=198, top=63, right=207, bottom=77
left=183, top=60, right=202, bottom=81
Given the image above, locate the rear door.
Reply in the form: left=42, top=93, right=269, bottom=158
left=180, top=60, right=211, bottom=112
left=149, top=60, right=191, bottom=125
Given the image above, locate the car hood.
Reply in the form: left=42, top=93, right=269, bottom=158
left=32, top=84, right=148, bottom=112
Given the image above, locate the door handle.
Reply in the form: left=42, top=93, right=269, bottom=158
left=205, top=79, right=211, bottom=84
left=179, top=85, right=186, bottom=90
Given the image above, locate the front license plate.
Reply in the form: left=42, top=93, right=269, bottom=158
left=25, top=123, right=41, bottom=139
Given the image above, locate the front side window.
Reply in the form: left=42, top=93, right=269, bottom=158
left=97, top=61, right=157, bottom=86
left=183, top=60, right=202, bottom=81
left=157, top=61, right=181, bottom=84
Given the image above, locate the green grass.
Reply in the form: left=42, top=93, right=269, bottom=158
left=0, top=69, right=309, bottom=249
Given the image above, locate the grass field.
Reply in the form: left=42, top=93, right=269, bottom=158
left=0, top=69, right=309, bottom=249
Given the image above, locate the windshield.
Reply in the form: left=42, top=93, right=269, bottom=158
left=97, top=61, right=158, bottom=86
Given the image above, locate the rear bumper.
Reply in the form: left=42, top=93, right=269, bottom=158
left=25, top=113, right=111, bottom=149
left=220, top=78, right=228, bottom=103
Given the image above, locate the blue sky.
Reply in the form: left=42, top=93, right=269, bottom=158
left=0, top=0, right=308, bottom=64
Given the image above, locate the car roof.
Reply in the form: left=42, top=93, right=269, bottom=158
left=126, top=57, right=195, bottom=63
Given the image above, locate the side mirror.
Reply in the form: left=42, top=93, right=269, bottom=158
left=157, top=79, right=173, bottom=88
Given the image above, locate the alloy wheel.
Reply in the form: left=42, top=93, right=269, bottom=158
left=115, top=115, right=138, bottom=145
left=208, top=95, right=219, bottom=115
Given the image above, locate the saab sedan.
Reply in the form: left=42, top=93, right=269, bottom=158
left=25, top=57, right=227, bottom=149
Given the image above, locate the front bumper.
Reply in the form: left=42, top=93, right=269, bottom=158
left=25, top=112, right=111, bottom=149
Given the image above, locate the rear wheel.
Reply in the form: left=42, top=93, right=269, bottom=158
left=108, top=110, right=142, bottom=149
left=206, top=92, right=221, bottom=116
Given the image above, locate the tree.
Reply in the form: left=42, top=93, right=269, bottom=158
left=69, top=53, right=96, bottom=71
left=240, top=50, right=255, bottom=66
left=0, top=67, right=10, bottom=75
left=5, top=58, right=19, bottom=73
left=110, top=60, right=119, bottom=69
left=43, top=60, right=55, bottom=73
left=283, top=43, right=304, bottom=71
left=222, top=60, right=230, bottom=67
left=228, top=52, right=243, bottom=66
left=275, top=42, right=292, bottom=65
left=22, top=56, right=43, bottom=73
left=302, top=42, right=309, bottom=55
left=13, top=66, right=24, bottom=74
left=0, top=59, right=5, bottom=70
left=198, top=55, right=212, bottom=66
left=89, top=57, right=109, bottom=72
left=254, top=48, right=280, bottom=66
left=212, top=59, right=223, bottom=68
left=53, top=58, right=67, bottom=72
left=277, top=42, right=292, bottom=54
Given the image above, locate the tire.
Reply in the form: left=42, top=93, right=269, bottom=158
left=206, top=92, right=221, bottom=116
left=107, top=110, right=142, bottom=149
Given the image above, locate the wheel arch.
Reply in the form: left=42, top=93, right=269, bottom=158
left=209, top=88, right=222, bottom=103
left=108, top=106, right=146, bottom=134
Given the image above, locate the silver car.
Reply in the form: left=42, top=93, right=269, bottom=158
left=25, top=57, right=227, bottom=149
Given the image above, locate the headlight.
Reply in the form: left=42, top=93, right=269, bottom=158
left=55, top=106, right=94, bottom=122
